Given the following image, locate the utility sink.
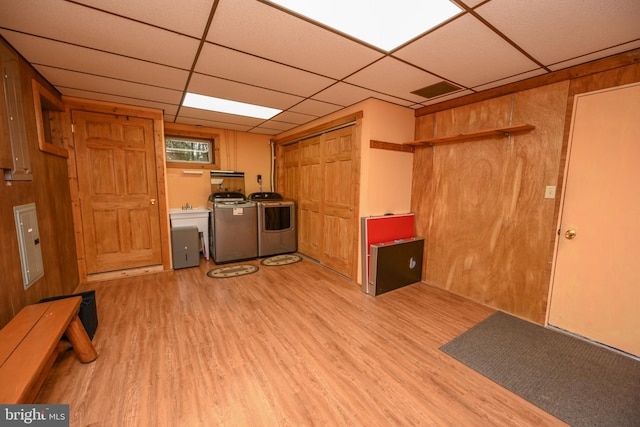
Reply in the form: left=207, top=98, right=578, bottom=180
left=169, top=208, right=212, bottom=259
left=169, top=207, right=211, bottom=219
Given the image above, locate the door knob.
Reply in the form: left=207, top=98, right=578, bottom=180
left=564, top=229, right=576, bottom=239
left=150, top=199, right=156, bottom=205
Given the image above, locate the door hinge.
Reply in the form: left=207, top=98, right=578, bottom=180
left=71, top=123, right=75, bottom=133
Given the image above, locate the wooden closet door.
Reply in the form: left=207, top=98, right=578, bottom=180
left=321, top=127, right=358, bottom=277
left=297, top=135, right=323, bottom=260
left=73, top=110, right=162, bottom=274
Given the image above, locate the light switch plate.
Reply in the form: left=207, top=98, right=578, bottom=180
left=545, top=185, right=557, bottom=199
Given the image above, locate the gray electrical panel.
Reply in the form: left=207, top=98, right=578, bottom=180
left=14, top=203, right=44, bottom=289
left=171, top=226, right=200, bottom=269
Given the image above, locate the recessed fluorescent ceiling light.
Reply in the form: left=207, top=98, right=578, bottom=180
left=182, top=92, right=282, bottom=119
left=269, top=0, right=462, bottom=51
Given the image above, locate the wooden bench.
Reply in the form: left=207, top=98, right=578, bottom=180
left=0, top=296, right=97, bottom=403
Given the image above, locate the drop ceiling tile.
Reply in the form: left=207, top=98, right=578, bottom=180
left=178, top=107, right=266, bottom=127
left=472, top=68, right=548, bottom=92
left=174, top=116, right=254, bottom=132
left=272, top=111, right=319, bottom=125
left=206, top=0, right=384, bottom=79
left=394, top=14, right=540, bottom=88
left=248, top=127, right=282, bottom=136
left=0, top=0, right=199, bottom=68
left=35, top=65, right=183, bottom=104
left=345, top=57, right=444, bottom=103
left=417, top=89, right=475, bottom=107
left=0, top=30, right=189, bottom=90
left=313, top=82, right=415, bottom=108
left=71, top=0, right=215, bottom=38
left=59, top=88, right=179, bottom=115
left=254, top=120, right=300, bottom=132
left=457, top=0, right=486, bottom=8
left=548, top=40, right=640, bottom=72
left=476, top=0, right=640, bottom=67
left=188, top=73, right=304, bottom=110
left=288, top=99, right=344, bottom=117
left=195, top=43, right=336, bottom=97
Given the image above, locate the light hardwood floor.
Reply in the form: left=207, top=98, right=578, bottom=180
left=37, top=256, right=566, bottom=426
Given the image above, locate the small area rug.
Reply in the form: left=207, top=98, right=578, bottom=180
left=440, top=311, right=640, bottom=427
left=207, top=264, right=258, bottom=278
left=261, top=254, right=303, bottom=266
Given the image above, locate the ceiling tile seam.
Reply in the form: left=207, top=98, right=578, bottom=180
left=331, top=55, right=389, bottom=84
left=190, top=70, right=332, bottom=101
left=387, top=10, right=469, bottom=55
left=0, top=28, right=193, bottom=73
left=467, top=9, right=550, bottom=72
left=268, top=116, right=319, bottom=126
left=467, top=0, right=492, bottom=9
left=315, top=80, right=440, bottom=106
left=54, top=84, right=179, bottom=106
left=452, top=0, right=490, bottom=12
left=64, top=0, right=206, bottom=40
left=176, top=112, right=263, bottom=128
left=245, top=98, right=339, bottom=131
left=468, top=67, right=546, bottom=91
left=388, top=55, right=474, bottom=94
left=544, top=38, right=640, bottom=69
left=177, top=111, right=258, bottom=123
left=394, top=2, right=528, bottom=88
left=281, top=54, right=416, bottom=107
left=255, top=0, right=388, bottom=55
left=243, top=112, right=322, bottom=129
left=249, top=83, right=346, bottom=117
left=292, top=56, right=449, bottom=107
left=34, top=63, right=187, bottom=93
left=174, top=0, right=221, bottom=123
left=233, top=85, right=345, bottom=132
left=247, top=113, right=312, bottom=134
left=205, top=41, right=342, bottom=83
left=412, top=89, right=469, bottom=106
left=252, top=122, right=299, bottom=131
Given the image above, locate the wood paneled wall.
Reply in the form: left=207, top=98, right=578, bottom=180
left=0, top=39, right=78, bottom=328
left=412, top=54, right=640, bottom=324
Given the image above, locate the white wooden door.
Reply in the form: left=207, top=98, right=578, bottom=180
left=548, top=83, right=640, bottom=356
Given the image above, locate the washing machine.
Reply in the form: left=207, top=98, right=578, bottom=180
left=207, top=192, right=257, bottom=263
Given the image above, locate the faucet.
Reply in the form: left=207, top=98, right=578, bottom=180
left=182, top=202, right=192, bottom=210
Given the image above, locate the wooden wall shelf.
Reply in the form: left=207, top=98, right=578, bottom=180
left=404, top=124, right=535, bottom=146
left=370, top=140, right=414, bottom=153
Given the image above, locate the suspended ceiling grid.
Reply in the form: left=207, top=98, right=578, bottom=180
left=0, top=0, right=638, bottom=135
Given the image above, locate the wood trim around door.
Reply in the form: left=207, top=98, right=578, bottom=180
left=62, top=97, right=171, bottom=282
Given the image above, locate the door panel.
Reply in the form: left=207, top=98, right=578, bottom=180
left=74, top=110, right=162, bottom=274
left=549, top=83, right=640, bottom=356
left=281, top=144, right=299, bottom=200
left=297, top=136, right=322, bottom=260
left=321, top=127, right=356, bottom=277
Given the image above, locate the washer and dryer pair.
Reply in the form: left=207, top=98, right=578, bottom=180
left=207, top=191, right=296, bottom=263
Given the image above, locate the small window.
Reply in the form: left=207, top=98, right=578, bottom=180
left=165, top=135, right=214, bottom=164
